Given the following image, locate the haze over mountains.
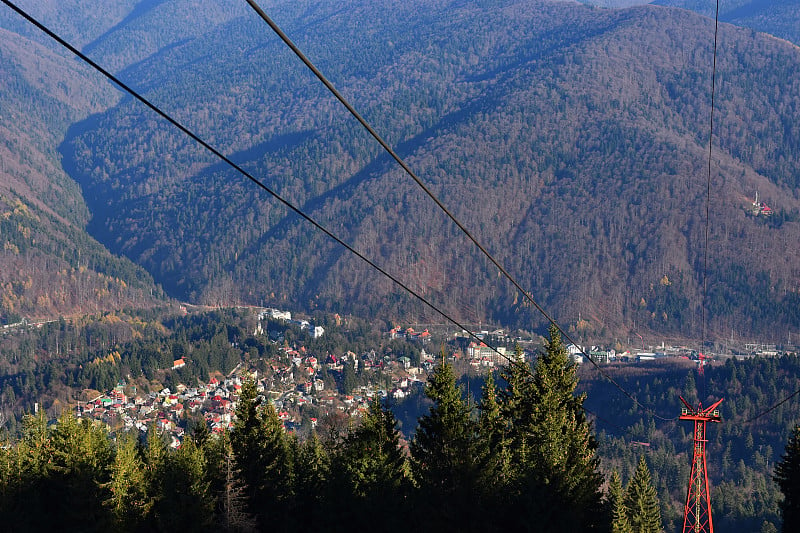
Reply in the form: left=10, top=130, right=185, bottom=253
left=1, top=0, right=799, bottom=341
left=655, top=0, right=800, bottom=46
left=586, top=0, right=800, bottom=46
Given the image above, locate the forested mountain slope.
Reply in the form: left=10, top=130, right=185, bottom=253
left=0, top=0, right=137, bottom=49
left=2, top=0, right=798, bottom=338
left=0, top=19, right=163, bottom=322
left=0, top=0, right=258, bottom=322
left=55, top=0, right=800, bottom=340
left=79, top=0, right=249, bottom=74
left=655, top=0, right=800, bottom=46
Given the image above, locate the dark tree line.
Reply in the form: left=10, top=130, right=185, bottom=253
left=3, top=322, right=798, bottom=531
left=0, top=326, right=636, bottom=532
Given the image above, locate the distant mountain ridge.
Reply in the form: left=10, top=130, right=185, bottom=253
left=2, top=0, right=800, bottom=340
left=581, top=0, right=800, bottom=46
left=654, top=0, right=800, bottom=45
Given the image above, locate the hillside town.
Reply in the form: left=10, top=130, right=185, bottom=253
left=70, top=307, right=740, bottom=447
left=75, top=308, right=437, bottom=446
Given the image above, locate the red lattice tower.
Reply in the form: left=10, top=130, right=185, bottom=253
left=679, top=396, right=723, bottom=533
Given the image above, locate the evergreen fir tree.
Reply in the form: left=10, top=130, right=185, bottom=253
left=526, top=325, right=604, bottom=530
left=609, top=470, right=633, bottom=533
left=498, top=327, right=605, bottom=531
left=19, top=410, right=51, bottom=481
left=2, top=412, right=115, bottom=532
left=7, top=411, right=55, bottom=531
left=624, top=455, right=662, bottom=533
left=498, top=345, right=536, bottom=491
left=478, top=370, right=503, bottom=442
left=204, top=431, right=257, bottom=532
left=141, top=424, right=168, bottom=529
left=331, top=396, right=409, bottom=532
left=222, top=450, right=258, bottom=533
left=190, top=415, right=211, bottom=449
left=293, top=430, right=330, bottom=530
left=411, top=360, right=482, bottom=529
left=106, top=432, right=150, bottom=532
left=201, top=425, right=228, bottom=522
left=48, top=412, right=113, bottom=530
left=230, top=375, right=293, bottom=531
left=775, top=425, right=800, bottom=532
left=0, top=437, right=13, bottom=518
left=154, top=436, right=213, bottom=530
left=478, top=369, right=511, bottom=493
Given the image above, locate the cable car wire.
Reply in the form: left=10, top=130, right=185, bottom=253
left=741, top=385, right=800, bottom=425
left=698, top=0, right=723, bottom=405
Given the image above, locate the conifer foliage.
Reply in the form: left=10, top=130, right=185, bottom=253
left=496, top=326, right=605, bottom=531
left=105, top=432, right=149, bottom=531
left=624, top=456, right=662, bottom=533
left=230, top=376, right=293, bottom=531
left=411, top=359, right=483, bottom=529
left=775, top=425, right=800, bottom=533
left=477, top=369, right=511, bottom=492
left=219, top=437, right=258, bottom=533
left=610, top=470, right=634, bottom=533
left=329, top=396, right=410, bottom=532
